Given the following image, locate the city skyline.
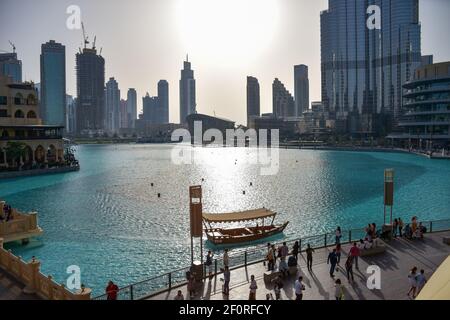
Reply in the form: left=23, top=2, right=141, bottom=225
left=0, top=0, right=449, bottom=125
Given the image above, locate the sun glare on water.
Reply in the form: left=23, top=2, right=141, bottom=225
left=175, top=0, right=279, bottom=67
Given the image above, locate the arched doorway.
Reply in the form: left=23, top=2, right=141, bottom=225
left=14, top=109, right=25, bottom=118
left=47, top=144, right=57, bottom=163
left=23, top=145, right=33, bottom=167
left=35, top=145, right=45, bottom=164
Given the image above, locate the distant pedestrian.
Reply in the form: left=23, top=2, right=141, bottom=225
left=327, top=249, right=338, bottom=277
left=267, top=245, right=275, bottom=271
left=349, top=242, right=360, bottom=269
left=281, top=242, right=289, bottom=259
left=398, top=218, right=404, bottom=237
left=223, top=266, right=231, bottom=296
left=393, top=219, right=399, bottom=238
left=294, top=276, right=305, bottom=300
left=305, top=244, right=315, bottom=271
left=105, top=281, right=119, bottom=300
left=249, top=275, right=258, bottom=300
left=273, top=276, right=283, bottom=300
left=336, top=243, right=342, bottom=266
left=292, top=241, right=300, bottom=261
left=187, top=274, right=195, bottom=299
left=174, top=290, right=184, bottom=300
left=335, top=226, right=342, bottom=244
left=407, top=267, right=418, bottom=298
left=335, top=279, right=344, bottom=300
left=416, top=269, right=427, bottom=294
left=205, top=250, right=213, bottom=279
left=223, top=248, right=229, bottom=268
left=345, top=256, right=354, bottom=283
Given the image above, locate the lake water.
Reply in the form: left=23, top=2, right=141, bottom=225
left=1, top=144, right=449, bottom=296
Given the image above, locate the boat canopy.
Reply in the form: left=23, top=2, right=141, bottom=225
left=202, top=208, right=276, bottom=223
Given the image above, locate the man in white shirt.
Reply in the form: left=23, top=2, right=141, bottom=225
left=294, top=276, right=305, bottom=300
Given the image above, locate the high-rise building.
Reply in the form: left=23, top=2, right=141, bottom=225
left=142, top=93, right=159, bottom=123
left=40, top=40, right=66, bottom=127
left=273, top=78, right=295, bottom=119
left=321, top=0, right=421, bottom=135
left=158, top=80, right=169, bottom=124
left=294, top=64, right=309, bottom=116
left=127, top=88, right=137, bottom=128
left=105, top=77, right=120, bottom=133
left=179, top=57, right=196, bottom=124
left=76, top=47, right=105, bottom=135
left=246, top=76, right=260, bottom=128
left=0, top=52, right=22, bottom=83
left=119, top=99, right=128, bottom=129
left=66, top=94, right=76, bottom=134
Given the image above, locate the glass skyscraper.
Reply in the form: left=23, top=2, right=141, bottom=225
left=294, top=65, right=309, bottom=117
left=321, top=0, right=421, bottom=135
left=246, top=76, right=260, bottom=128
left=158, top=80, right=169, bottom=124
left=40, top=40, right=66, bottom=127
left=179, top=57, right=196, bottom=124
left=0, top=52, right=22, bottom=83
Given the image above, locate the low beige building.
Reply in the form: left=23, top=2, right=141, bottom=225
left=0, top=75, right=64, bottom=169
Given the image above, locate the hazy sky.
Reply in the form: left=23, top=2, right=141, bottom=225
left=1, top=0, right=449, bottom=125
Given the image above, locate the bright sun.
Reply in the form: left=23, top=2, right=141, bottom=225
left=175, top=0, right=279, bottom=67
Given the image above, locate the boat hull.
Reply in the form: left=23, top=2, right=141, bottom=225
left=205, top=222, right=289, bottom=245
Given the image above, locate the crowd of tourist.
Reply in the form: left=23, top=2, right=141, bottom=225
left=98, top=214, right=434, bottom=301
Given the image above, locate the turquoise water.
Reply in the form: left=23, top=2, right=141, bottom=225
left=0, top=144, right=449, bottom=296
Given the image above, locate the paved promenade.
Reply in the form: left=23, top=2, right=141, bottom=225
left=0, top=269, right=40, bottom=300
left=150, top=231, right=450, bottom=300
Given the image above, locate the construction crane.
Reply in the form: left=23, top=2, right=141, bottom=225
left=92, top=36, right=97, bottom=50
left=81, top=22, right=89, bottom=49
left=8, top=41, right=16, bottom=53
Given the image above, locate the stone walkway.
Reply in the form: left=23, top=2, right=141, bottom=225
left=149, top=231, right=450, bottom=300
left=0, top=269, right=40, bottom=300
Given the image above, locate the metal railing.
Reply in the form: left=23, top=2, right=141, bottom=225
left=93, top=218, right=450, bottom=300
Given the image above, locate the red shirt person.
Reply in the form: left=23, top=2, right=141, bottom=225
left=106, top=281, right=119, bottom=300
left=349, top=242, right=361, bottom=269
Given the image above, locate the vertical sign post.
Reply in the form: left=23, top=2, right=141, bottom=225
left=189, top=185, right=203, bottom=265
left=384, top=169, right=394, bottom=225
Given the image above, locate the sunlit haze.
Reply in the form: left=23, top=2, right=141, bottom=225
left=0, top=0, right=449, bottom=124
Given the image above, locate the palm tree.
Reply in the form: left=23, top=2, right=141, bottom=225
left=5, top=141, right=27, bottom=169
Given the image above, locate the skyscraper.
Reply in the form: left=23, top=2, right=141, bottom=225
left=66, top=94, right=76, bottom=134
left=273, top=78, right=295, bottom=119
left=76, top=47, right=105, bottom=135
left=246, top=76, right=260, bottom=128
left=105, top=77, right=120, bottom=133
left=179, top=57, right=196, bottom=124
left=294, top=64, right=309, bottom=116
left=0, top=52, right=22, bottom=83
left=158, top=80, right=169, bottom=124
left=119, top=99, right=128, bottom=129
left=40, top=40, right=66, bottom=127
left=321, top=0, right=421, bottom=135
left=127, top=88, right=137, bottom=128
left=142, top=93, right=159, bottom=123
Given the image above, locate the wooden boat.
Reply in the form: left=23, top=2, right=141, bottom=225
left=203, top=208, right=289, bottom=245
